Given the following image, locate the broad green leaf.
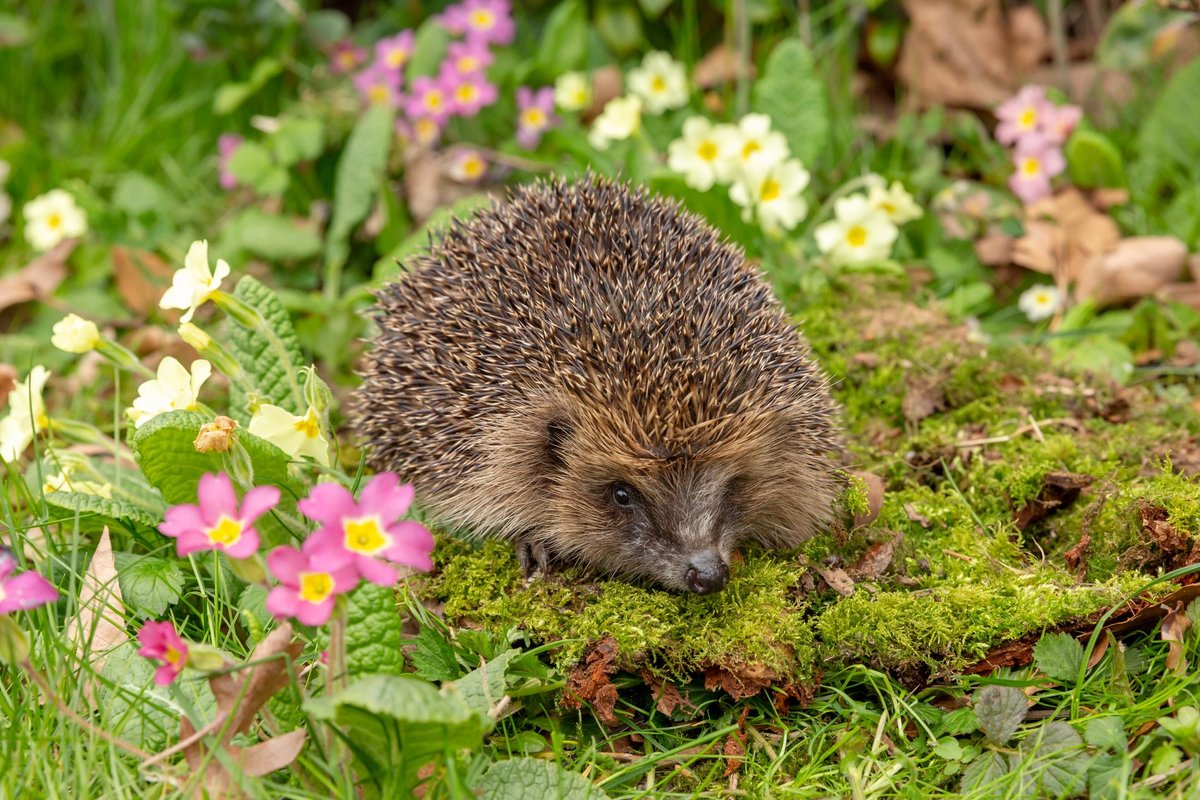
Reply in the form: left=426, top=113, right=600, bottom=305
left=594, top=4, right=643, bottom=56
left=44, top=491, right=160, bottom=533
left=536, top=0, right=588, bottom=78
left=112, top=173, right=176, bottom=217
left=1135, top=59, right=1200, bottom=209
left=1085, top=716, right=1127, bottom=751
left=407, top=19, right=451, bottom=81
left=751, top=38, right=829, bottom=167
left=227, top=208, right=322, bottom=262
left=1017, top=721, right=1087, bottom=797
left=344, top=582, right=405, bottom=679
left=214, top=57, right=282, bottom=114
left=89, top=462, right=169, bottom=515
left=113, top=552, right=184, bottom=618
left=449, top=650, right=512, bottom=717
left=226, top=141, right=288, bottom=196
left=411, top=625, right=464, bottom=682
left=96, top=643, right=179, bottom=750
left=1087, top=753, right=1128, bottom=800
left=959, top=751, right=1017, bottom=794
left=130, top=410, right=304, bottom=547
left=1066, top=129, right=1126, bottom=189
left=933, top=738, right=963, bottom=761
left=306, top=9, right=349, bottom=45
left=1097, top=2, right=1190, bottom=70
left=974, top=685, right=1027, bottom=745
left=940, top=707, right=979, bottom=737
left=1033, top=631, right=1084, bottom=684
left=324, top=104, right=395, bottom=280
left=226, top=275, right=307, bottom=419
left=271, top=117, right=325, bottom=166
left=476, top=757, right=607, bottom=799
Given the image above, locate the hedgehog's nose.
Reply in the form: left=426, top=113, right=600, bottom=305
left=685, top=552, right=728, bottom=594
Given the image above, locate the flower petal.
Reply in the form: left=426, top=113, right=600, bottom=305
left=196, top=473, right=237, bottom=526
left=239, top=485, right=281, bottom=525
left=355, top=555, right=399, bottom=586
left=160, top=503, right=205, bottom=538
left=266, top=586, right=301, bottom=620
left=0, top=571, right=59, bottom=612
left=266, top=545, right=307, bottom=585
left=221, top=528, right=260, bottom=560
left=359, top=473, right=414, bottom=521
left=296, top=597, right=335, bottom=626
left=298, top=482, right=358, bottom=528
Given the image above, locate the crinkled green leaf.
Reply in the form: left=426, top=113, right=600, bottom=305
left=751, top=37, right=829, bottom=167
left=324, top=104, right=395, bottom=278
left=1033, top=631, right=1085, bottom=684
left=1017, top=721, right=1088, bottom=797
left=941, top=707, right=979, bottom=737
left=476, top=757, right=607, bottom=799
left=88, top=461, right=168, bottom=514
left=113, top=552, right=184, bottom=618
left=1066, top=129, right=1126, bottom=189
left=271, top=116, right=325, bottom=166
left=1087, top=753, right=1128, bottom=800
left=1135, top=59, right=1200, bottom=209
left=1085, top=716, right=1127, bottom=752
left=131, top=410, right=303, bottom=547
left=535, top=0, right=588, bottom=78
left=933, top=738, right=964, bottom=761
left=95, top=643, right=179, bottom=751
left=227, top=274, right=306, bottom=421
left=344, top=582, right=405, bottom=679
left=411, top=625, right=464, bottom=682
left=449, top=650, right=512, bottom=717
left=974, top=685, right=1028, bottom=745
left=959, top=750, right=1017, bottom=794
left=44, top=490, right=160, bottom=533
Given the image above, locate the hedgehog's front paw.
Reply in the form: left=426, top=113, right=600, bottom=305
left=516, top=538, right=554, bottom=583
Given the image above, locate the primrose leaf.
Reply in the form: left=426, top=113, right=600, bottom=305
left=959, top=750, right=1017, bottom=794
left=226, top=209, right=322, bottom=262
left=449, top=650, right=513, bottom=717
left=1017, top=721, right=1088, bottom=797
left=344, top=582, right=405, bottom=679
left=1033, top=631, right=1085, bottom=684
left=974, top=685, right=1028, bottom=745
left=324, top=103, right=395, bottom=278
left=475, top=756, right=606, bottom=800
left=270, top=116, right=325, bottom=166
left=1087, top=753, right=1128, bottom=800
left=1085, top=716, right=1128, bottom=752
left=535, top=0, right=588, bottom=78
left=226, top=274, right=307, bottom=420
left=44, top=491, right=160, bottom=534
left=751, top=37, right=829, bottom=167
left=411, top=625, right=464, bottom=682
left=113, top=552, right=184, bottom=618
left=1066, top=129, right=1126, bottom=188
left=406, top=18, right=451, bottom=81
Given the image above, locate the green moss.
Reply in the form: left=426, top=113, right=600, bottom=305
left=840, top=472, right=871, bottom=519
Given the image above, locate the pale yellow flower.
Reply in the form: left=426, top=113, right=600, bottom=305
left=717, top=114, right=789, bottom=183
left=814, top=194, right=899, bottom=266
left=627, top=51, right=689, bottom=114
left=729, top=158, right=811, bottom=234
left=248, top=404, right=330, bottom=465
left=554, top=71, right=592, bottom=112
left=128, top=357, right=211, bottom=428
left=666, top=117, right=739, bottom=192
left=864, top=177, right=924, bottom=225
left=159, top=240, right=230, bottom=323
left=51, top=314, right=101, bottom=354
left=0, top=366, right=50, bottom=462
left=24, top=189, right=88, bottom=252
left=588, top=96, right=642, bottom=150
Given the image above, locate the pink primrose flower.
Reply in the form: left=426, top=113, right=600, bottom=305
left=439, top=0, right=515, bottom=46
left=995, top=85, right=1051, bottom=147
left=446, top=40, right=494, bottom=77
left=0, top=551, right=58, bottom=615
left=406, top=75, right=454, bottom=124
left=375, top=30, right=415, bottom=73
left=330, top=40, right=367, bottom=75
left=1041, top=103, right=1083, bottom=146
left=137, top=620, right=188, bottom=686
left=265, top=541, right=359, bottom=626
left=447, top=147, right=488, bottom=183
left=158, top=473, right=280, bottom=559
left=516, top=86, right=557, bottom=149
left=218, top=134, right=243, bottom=191
left=1008, top=135, right=1066, bottom=204
left=300, top=473, right=434, bottom=587
left=445, top=68, right=497, bottom=117
left=354, top=63, right=403, bottom=108
left=396, top=116, right=444, bottom=148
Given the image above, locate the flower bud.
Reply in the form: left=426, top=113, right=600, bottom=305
left=302, top=366, right=334, bottom=416
left=194, top=415, right=238, bottom=453
left=178, top=322, right=213, bottom=351
left=51, top=314, right=101, bottom=354
left=185, top=642, right=230, bottom=672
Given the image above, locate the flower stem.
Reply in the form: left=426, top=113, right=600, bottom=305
left=328, top=611, right=347, bottom=695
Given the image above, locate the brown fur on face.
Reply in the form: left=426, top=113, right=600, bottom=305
left=354, top=175, right=844, bottom=592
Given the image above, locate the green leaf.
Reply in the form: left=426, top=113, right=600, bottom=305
left=271, top=117, right=325, bottom=166
left=227, top=209, right=323, bottom=262
left=751, top=38, right=829, bottom=167
left=595, top=3, right=643, bottom=56
left=933, top=738, right=964, bottom=761
left=449, top=650, right=512, bottom=717
left=974, top=685, right=1027, bottom=745
left=1085, top=716, right=1127, bottom=752
left=637, top=0, right=674, bottom=18
left=96, top=643, right=180, bottom=751
left=344, top=582, right=405, bottom=679
left=324, top=104, right=395, bottom=279
left=226, top=275, right=307, bottom=419
left=959, top=750, right=1017, bottom=794
left=1066, top=129, right=1126, bottom=189
left=411, top=625, right=464, bottom=682
left=130, top=410, right=304, bottom=548
left=0, top=14, right=32, bottom=47
left=112, top=173, right=176, bottom=217
left=1033, top=631, right=1084, bottom=684
left=226, top=141, right=288, bottom=196
left=44, top=491, right=160, bottom=533
left=536, top=0, right=588, bottom=78
left=214, top=57, right=282, bottom=114
left=1017, top=721, right=1087, bottom=797
left=407, top=19, right=451, bottom=81
left=113, top=552, right=184, bottom=618
left=1135, top=58, right=1200, bottom=209
left=1087, top=753, right=1128, bottom=800
left=476, top=757, right=607, bottom=799
left=940, top=707, right=979, bottom=737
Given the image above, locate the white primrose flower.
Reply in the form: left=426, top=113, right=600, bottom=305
left=23, top=189, right=88, bottom=252
left=51, top=314, right=101, bottom=354
left=554, top=71, right=592, bottom=112
left=718, top=114, right=790, bottom=183
left=1018, top=284, right=1061, bottom=322
left=248, top=404, right=331, bottom=466
left=729, top=158, right=811, bottom=234
left=627, top=51, right=689, bottom=114
left=864, top=177, right=924, bottom=225
left=0, top=366, right=51, bottom=462
left=814, top=194, right=899, bottom=266
left=127, top=357, right=211, bottom=428
left=666, top=117, right=739, bottom=192
left=588, top=96, right=643, bottom=150
left=159, top=240, right=231, bottom=323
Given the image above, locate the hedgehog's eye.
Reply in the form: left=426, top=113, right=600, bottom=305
left=610, top=483, right=637, bottom=509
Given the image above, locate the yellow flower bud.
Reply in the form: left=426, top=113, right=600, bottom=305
left=51, top=314, right=101, bottom=354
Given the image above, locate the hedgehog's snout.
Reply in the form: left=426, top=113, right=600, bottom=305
left=684, top=551, right=729, bottom=594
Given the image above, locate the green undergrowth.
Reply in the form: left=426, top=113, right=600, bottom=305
left=418, top=277, right=1200, bottom=690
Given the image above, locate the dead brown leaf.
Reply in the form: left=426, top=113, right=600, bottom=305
left=692, top=44, right=755, bottom=88
left=1141, top=502, right=1190, bottom=553
left=67, top=528, right=128, bottom=703
left=0, top=239, right=74, bottom=312
left=0, top=363, right=16, bottom=410
left=112, top=246, right=173, bottom=318
left=703, top=663, right=779, bottom=701
left=848, top=533, right=904, bottom=580
left=851, top=471, right=886, bottom=528
left=974, top=228, right=1015, bottom=266
left=902, top=374, right=947, bottom=423
left=1076, top=236, right=1188, bottom=306
left=1014, top=471, right=1095, bottom=531
left=1157, top=282, right=1200, bottom=312
left=1064, top=532, right=1092, bottom=578
left=562, top=636, right=620, bottom=726
left=722, top=731, right=746, bottom=777
left=584, top=66, right=623, bottom=122
left=1013, top=190, right=1121, bottom=282
left=904, top=503, right=932, bottom=528
left=640, top=669, right=698, bottom=718
left=816, top=566, right=855, bottom=597
left=1161, top=601, right=1192, bottom=677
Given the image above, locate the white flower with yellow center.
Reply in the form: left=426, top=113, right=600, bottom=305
left=627, top=51, right=689, bottom=114
left=729, top=158, right=811, bottom=234
left=51, top=314, right=101, bottom=354
left=23, top=190, right=88, bottom=252
left=864, top=177, right=924, bottom=225
left=814, top=194, right=899, bottom=266
left=0, top=366, right=50, bottom=462
left=717, top=114, right=789, bottom=183
left=159, top=240, right=231, bottom=324
left=588, top=96, right=643, bottom=150
left=1018, top=285, right=1061, bottom=322
left=127, top=357, right=211, bottom=428
left=248, top=403, right=331, bottom=465
left=666, top=117, right=739, bottom=192
left=554, top=71, right=592, bottom=112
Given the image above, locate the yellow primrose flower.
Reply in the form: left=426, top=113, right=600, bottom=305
left=128, top=357, right=211, bottom=428
left=864, top=176, right=924, bottom=225
left=159, top=240, right=231, bottom=323
left=627, top=51, right=689, bottom=115
left=729, top=158, right=811, bottom=234
left=0, top=366, right=50, bottom=462
left=23, top=190, right=88, bottom=252
left=554, top=71, right=591, bottom=112
left=247, top=404, right=330, bottom=465
left=588, top=96, right=642, bottom=150
left=51, top=313, right=101, bottom=354
left=718, top=114, right=790, bottom=184
left=814, top=194, right=899, bottom=266
left=1019, top=285, right=1061, bottom=322
left=667, top=117, right=739, bottom=192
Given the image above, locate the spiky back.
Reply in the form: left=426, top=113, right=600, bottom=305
left=355, top=175, right=837, bottom=491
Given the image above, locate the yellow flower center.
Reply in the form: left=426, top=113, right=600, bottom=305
left=385, top=49, right=407, bottom=69
left=367, top=84, right=390, bottom=105
left=206, top=516, right=243, bottom=547
left=651, top=75, right=667, bottom=93
left=846, top=225, right=868, bottom=248
left=455, top=84, right=479, bottom=104
left=299, top=571, right=335, bottom=603
left=697, top=141, right=718, bottom=161
left=742, top=141, right=761, bottom=159
left=293, top=409, right=321, bottom=439
left=47, top=212, right=62, bottom=230
left=521, top=108, right=546, bottom=129
left=1034, top=292, right=1053, bottom=306
left=571, top=89, right=588, bottom=106
left=164, top=645, right=184, bottom=665
left=470, top=9, right=494, bottom=29
left=760, top=179, right=781, bottom=203
left=457, top=56, right=478, bottom=73
left=415, top=119, right=439, bottom=143
left=1019, top=107, right=1037, bottom=129
left=35, top=412, right=50, bottom=430
left=343, top=516, right=390, bottom=555
left=461, top=156, right=485, bottom=178
left=882, top=201, right=896, bottom=214
left=424, top=90, right=444, bottom=111
left=1021, top=157, right=1042, bottom=176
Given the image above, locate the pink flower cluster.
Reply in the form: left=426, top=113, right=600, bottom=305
left=994, top=85, right=1082, bottom=203
left=141, top=472, right=434, bottom=683
left=0, top=551, right=58, bottom=616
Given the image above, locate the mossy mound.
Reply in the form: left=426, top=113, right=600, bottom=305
left=415, top=277, right=1200, bottom=694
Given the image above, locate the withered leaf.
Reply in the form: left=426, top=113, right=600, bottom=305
left=1161, top=601, right=1192, bottom=677
left=1076, top=236, right=1188, bottom=307
left=851, top=471, right=886, bottom=528
left=112, top=246, right=173, bottom=317
left=0, top=239, right=73, bottom=312
left=816, top=567, right=855, bottom=597
left=904, top=503, right=932, bottom=528
left=67, top=528, right=128, bottom=702
left=1014, top=472, right=1095, bottom=531
left=902, top=374, right=946, bottom=423
left=848, top=533, right=903, bottom=580
left=703, top=663, right=778, bottom=701
left=1140, top=502, right=1189, bottom=553
left=562, top=636, right=620, bottom=726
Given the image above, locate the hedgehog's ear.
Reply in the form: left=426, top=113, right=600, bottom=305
left=544, top=417, right=572, bottom=468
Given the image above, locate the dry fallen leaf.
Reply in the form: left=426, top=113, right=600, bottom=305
left=817, top=566, right=855, bottom=598
left=692, top=43, right=755, bottom=88
left=1075, top=236, right=1188, bottom=306
left=848, top=533, right=904, bottom=580
left=0, top=239, right=74, bottom=312
left=66, top=528, right=128, bottom=704
left=584, top=66, right=622, bottom=121
left=902, top=374, right=947, bottom=423
left=1013, top=189, right=1121, bottom=282
left=0, top=363, right=16, bottom=410
left=112, top=246, right=174, bottom=318
left=1161, top=601, right=1192, bottom=678
left=851, top=471, right=886, bottom=528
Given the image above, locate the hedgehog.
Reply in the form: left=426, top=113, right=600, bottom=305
left=354, top=176, right=844, bottom=594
